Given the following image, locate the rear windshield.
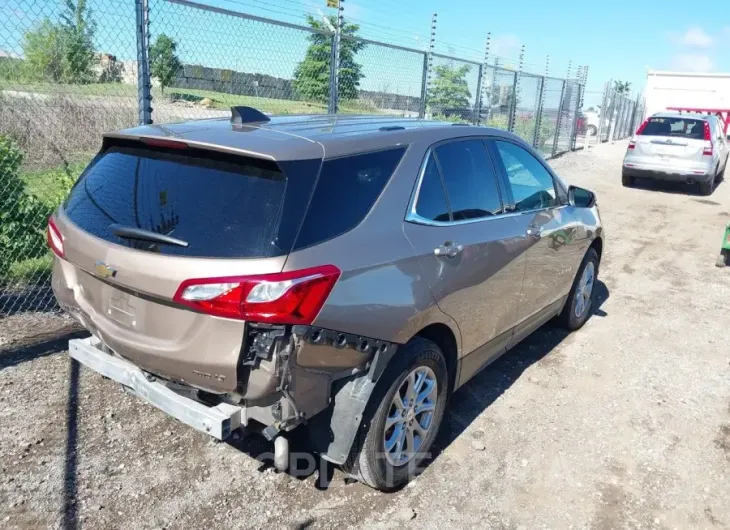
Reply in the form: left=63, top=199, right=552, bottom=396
left=63, top=144, right=404, bottom=258
left=640, top=117, right=706, bottom=139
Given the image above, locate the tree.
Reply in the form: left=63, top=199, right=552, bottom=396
left=22, top=0, right=96, bottom=83
left=59, top=0, right=96, bottom=83
left=292, top=16, right=365, bottom=103
left=428, top=64, right=472, bottom=116
left=613, top=80, right=631, bottom=95
left=149, top=34, right=182, bottom=94
left=23, top=20, right=65, bottom=82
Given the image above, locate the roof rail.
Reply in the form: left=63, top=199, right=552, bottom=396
left=230, top=106, right=270, bottom=125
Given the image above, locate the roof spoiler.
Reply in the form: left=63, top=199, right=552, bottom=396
left=230, top=106, right=270, bottom=125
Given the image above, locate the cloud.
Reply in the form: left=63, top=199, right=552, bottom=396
left=491, top=34, right=521, bottom=59
left=678, top=27, right=713, bottom=48
left=671, top=53, right=714, bottom=72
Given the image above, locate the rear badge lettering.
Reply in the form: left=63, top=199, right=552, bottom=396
left=193, top=370, right=226, bottom=382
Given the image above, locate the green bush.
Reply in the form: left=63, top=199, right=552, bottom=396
left=0, top=136, right=50, bottom=279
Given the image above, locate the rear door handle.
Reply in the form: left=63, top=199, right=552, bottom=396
left=434, top=243, right=463, bottom=258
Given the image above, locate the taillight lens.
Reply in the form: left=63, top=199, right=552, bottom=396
left=47, top=216, right=64, bottom=258
left=635, top=119, right=649, bottom=135
left=628, top=139, right=636, bottom=150
left=703, top=121, right=713, bottom=156
left=173, top=265, right=341, bottom=324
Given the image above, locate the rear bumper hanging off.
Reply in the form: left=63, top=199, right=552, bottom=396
left=69, top=337, right=244, bottom=440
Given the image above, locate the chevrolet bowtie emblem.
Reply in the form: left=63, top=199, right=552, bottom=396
left=94, top=261, right=117, bottom=279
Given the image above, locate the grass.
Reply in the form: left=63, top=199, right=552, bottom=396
left=6, top=254, right=53, bottom=283
left=0, top=79, right=387, bottom=116
left=20, top=159, right=90, bottom=208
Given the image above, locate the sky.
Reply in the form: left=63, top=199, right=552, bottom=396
left=2, top=0, right=730, bottom=108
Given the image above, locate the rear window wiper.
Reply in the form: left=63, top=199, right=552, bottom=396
left=110, top=224, right=189, bottom=248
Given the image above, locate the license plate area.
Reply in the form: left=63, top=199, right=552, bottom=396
left=107, top=290, right=143, bottom=329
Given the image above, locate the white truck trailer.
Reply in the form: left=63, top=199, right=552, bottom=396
left=644, top=70, right=730, bottom=135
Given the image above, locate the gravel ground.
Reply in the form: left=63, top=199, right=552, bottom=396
left=2, top=140, right=730, bottom=529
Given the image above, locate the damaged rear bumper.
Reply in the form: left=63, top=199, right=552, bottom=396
left=69, top=326, right=400, bottom=464
left=69, top=336, right=244, bottom=440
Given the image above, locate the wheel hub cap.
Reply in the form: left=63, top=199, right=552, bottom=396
left=383, top=366, right=438, bottom=466
left=574, top=261, right=595, bottom=318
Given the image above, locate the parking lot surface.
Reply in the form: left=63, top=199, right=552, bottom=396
left=2, top=140, right=729, bottom=529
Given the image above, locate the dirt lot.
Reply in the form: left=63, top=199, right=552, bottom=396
left=1, top=140, right=729, bottom=529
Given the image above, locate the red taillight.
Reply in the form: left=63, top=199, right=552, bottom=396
left=47, top=216, right=64, bottom=258
left=636, top=119, right=649, bottom=135
left=628, top=139, right=636, bottom=150
left=703, top=121, right=713, bottom=156
left=173, top=265, right=341, bottom=324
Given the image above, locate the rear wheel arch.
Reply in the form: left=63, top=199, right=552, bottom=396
left=589, top=236, right=603, bottom=268
left=411, top=323, right=459, bottom=394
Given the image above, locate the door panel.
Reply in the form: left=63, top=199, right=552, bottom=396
left=490, top=139, right=583, bottom=331
left=403, top=138, right=528, bottom=363
left=403, top=219, right=528, bottom=357
left=509, top=207, right=583, bottom=325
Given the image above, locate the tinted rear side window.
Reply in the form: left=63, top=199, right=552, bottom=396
left=434, top=140, right=503, bottom=220
left=292, top=147, right=405, bottom=250
left=414, top=157, right=450, bottom=222
left=63, top=146, right=318, bottom=258
left=640, top=117, right=706, bottom=139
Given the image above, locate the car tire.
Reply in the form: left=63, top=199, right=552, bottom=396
left=622, top=173, right=634, bottom=187
left=342, top=337, right=449, bottom=491
left=587, top=125, right=598, bottom=137
left=557, top=247, right=599, bottom=331
left=699, top=174, right=715, bottom=196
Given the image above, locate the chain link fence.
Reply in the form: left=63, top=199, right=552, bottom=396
left=1, top=0, right=596, bottom=339
left=581, top=83, right=645, bottom=146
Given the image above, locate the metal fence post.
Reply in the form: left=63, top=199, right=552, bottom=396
left=418, top=52, right=429, bottom=119
left=596, top=81, right=607, bottom=142
left=418, top=13, right=437, bottom=119
left=473, top=64, right=484, bottom=125
left=508, top=45, right=524, bottom=133
left=608, top=90, right=616, bottom=143
left=327, top=1, right=343, bottom=114
left=474, top=33, right=490, bottom=126
left=569, top=66, right=585, bottom=150
left=135, top=0, right=152, bottom=125
left=570, top=80, right=583, bottom=150
left=552, top=80, right=566, bottom=157
left=532, top=76, right=545, bottom=148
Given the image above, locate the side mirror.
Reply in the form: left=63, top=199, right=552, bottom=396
left=569, top=185, right=596, bottom=208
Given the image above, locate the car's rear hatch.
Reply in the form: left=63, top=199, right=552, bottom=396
left=631, top=116, right=709, bottom=168
left=51, top=135, right=323, bottom=393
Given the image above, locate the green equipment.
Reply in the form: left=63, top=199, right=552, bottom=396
left=717, top=223, right=730, bottom=268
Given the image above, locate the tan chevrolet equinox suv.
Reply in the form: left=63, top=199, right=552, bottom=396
left=50, top=108, right=603, bottom=491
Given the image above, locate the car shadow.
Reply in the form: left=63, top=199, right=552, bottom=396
left=222, top=280, right=610, bottom=491
left=631, top=173, right=724, bottom=196
left=0, top=327, right=87, bottom=370
left=62, top=358, right=81, bottom=530
left=432, top=279, right=610, bottom=457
